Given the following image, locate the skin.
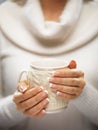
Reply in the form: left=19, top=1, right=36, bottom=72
left=13, top=60, right=85, bottom=117
left=40, top=0, right=67, bottom=21
left=13, top=86, right=49, bottom=117
left=13, top=0, right=86, bottom=118
left=49, top=68, right=85, bottom=99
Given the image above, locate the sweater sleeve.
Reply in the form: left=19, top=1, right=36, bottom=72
left=72, top=82, right=98, bottom=126
left=0, top=95, right=27, bottom=128
left=0, top=31, right=26, bottom=128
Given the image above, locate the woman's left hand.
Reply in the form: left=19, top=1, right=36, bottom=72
left=49, top=68, right=86, bottom=100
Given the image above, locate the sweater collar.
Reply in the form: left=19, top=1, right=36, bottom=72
left=0, top=0, right=98, bottom=56
left=23, top=0, right=83, bottom=42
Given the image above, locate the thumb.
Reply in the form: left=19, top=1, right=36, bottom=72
left=67, top=60, right=77, bottom=69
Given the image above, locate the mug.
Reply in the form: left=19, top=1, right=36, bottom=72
left=18, top=59, right=70, bottom=113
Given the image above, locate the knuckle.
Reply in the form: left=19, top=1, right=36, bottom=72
left=57, top=78, right=61, bottom=83
left=72, top=71, right=78, bottom=77
left=32, top=107, right=39, bottom=115
left=71, top=88, right=75, bottom=93
left=38, top=102, right=44, bottom=110
left=34, top=96, right=39, bottom=103
left=21, top=102, right=28, bottom=109
left=79, top=70, right=84, bottom=77
left=76, top=78, right=83, bottom=86
left=36, top=104, right=42, bottom=111
left=35, top=93, right=44, bottom=103
left=62, top=70, right=66, bottom=75
left=71, top=78, right=76, bottom=85
left=82, top=80, right=86, bottom=88
left=67, top=87, right=72, bottom=93
left=77, top=79, right=82, bottom=85
left=78, top=78, right=86, bottom=88
left=21, top=95, right=26, bottom=101
left=42, top=99, right=48, bottom=108
left=61, top=86, right=65, bottom=92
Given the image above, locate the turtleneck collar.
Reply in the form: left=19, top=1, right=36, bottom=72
left=23, top=0, right=83, bottom=42
left=0, top=0, right=98, bottom=56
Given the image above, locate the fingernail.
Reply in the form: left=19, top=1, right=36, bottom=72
left=49, top=83, right=53, bottom=88
left=57, top=91, right=61, bottom=96
left=51, top=71, right=56, bottom=75
left=42, top=109, right=46, bottom=114
left=15, top=90, right=22, bottom=96
left=40, top=86, right=44, bottom=90
left=44, top=98, right=49, bottom=105
left=44, top=90, right=48, bottom=94
left=68, top=60, right=77, bottom=69
left=48, top=77, right=54, bottom=82
left=46, top=98, right=49, bottom=103
left=47, top=77, right=50, bottom=81
left=37, top=87, right=43, bottom=92
left=18, top=85, right=27, bottom=93
left=49, top=83, right=56, bottom=89
left=52, top=71, right=60, bottom=76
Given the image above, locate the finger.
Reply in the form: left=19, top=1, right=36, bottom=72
left=57, top=91, right=78, bottom=100
left=23, top=99, right=49, bottom=117
left=53, top=69, right=84, bottom=78
left=34, top=110, right=46, bottom=118
left=17, top=80, right=39, bottom=93
left=13, top=87, right=43, bottom=104
left=49, top=77, right=85, bottom=88
left=17, top=80, right=29, bottom=93
left=50, top=84, right=82, bottom=95
left=16, top=91, right=48, bottom=111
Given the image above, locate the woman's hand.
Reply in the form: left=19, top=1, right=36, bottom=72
left=49, top=62, right=86, bottom=100
left=13, top=82, right=49, bottom=118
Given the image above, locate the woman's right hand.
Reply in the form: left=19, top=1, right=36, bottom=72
left=13, top=81, right=49, bottom=118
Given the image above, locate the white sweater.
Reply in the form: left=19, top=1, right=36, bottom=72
left=0, top=0, right=98, bottom=130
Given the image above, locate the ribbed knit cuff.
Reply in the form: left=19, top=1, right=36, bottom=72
left=71, top=82, right=98, bottom=125
left=0, top=95, right=26, bottom=128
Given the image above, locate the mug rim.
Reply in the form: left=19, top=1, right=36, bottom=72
left=30, top=59, right=69, bottom=71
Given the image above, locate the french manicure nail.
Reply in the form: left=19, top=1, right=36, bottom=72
left=49, top=83, right=53, bottom=88
left=17, top=85, right=27, bottom=93
left=40, top=86, right=44, bottom=90
left=42, top=109, right=46, bottom=114
left=48, top=77, right=54, bottom=82
left=46, top=98, right=49, bottom=102
left=44, top=90, right=48, bottom=94
left=57, top=91, right=61, bottom=96
left=52, top=71, right=60, bottom=76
